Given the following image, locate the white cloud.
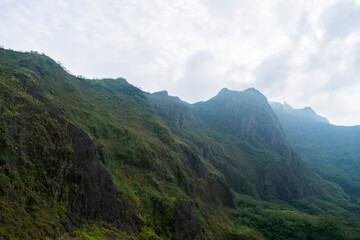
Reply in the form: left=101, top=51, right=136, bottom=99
left=1, top=0, right=360, bottom=125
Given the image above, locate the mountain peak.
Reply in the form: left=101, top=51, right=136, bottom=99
left=217, top=87, right=231, bottom=95
left=244, top=87, right=261, bottom=94
left=152, top=90, right=168, bottom=96
left=270, top=102, right=329, bottom=124
left=244, top=87, right=267, bottom=99
left=302, top=106, right=316, bottom=114
left=216, top=87, right=265, bottom=98
left=215, top=88, right=239, bottom=99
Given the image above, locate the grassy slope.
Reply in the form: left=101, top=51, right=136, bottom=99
left=0, top=50, right=73, bottom=239
left=0, top=48, right=360, bottom=239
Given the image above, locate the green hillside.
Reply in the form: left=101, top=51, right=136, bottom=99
left=1, top=48, right=360, bottom=239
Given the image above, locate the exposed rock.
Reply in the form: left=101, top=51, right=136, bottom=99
left=152, top=90, right=169, bottom=96
left=192, top=88, right=324, bottom=201
left=259, top=151, right=323, bottom=202
left=172, top=201, right=205, bottom=240
left=180, top=145, right=237, bottom=208
left=149, top=93, right=185, bottom=128
left=64, top=124, right=142, bottom=233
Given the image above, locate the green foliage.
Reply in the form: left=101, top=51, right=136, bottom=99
left=192, top=207, right=207, bottom=233
left=232, top=193, right=360, bottom=240
left=137, top=226, right=160, bottom=240
left=0, top=173, right=11, bottom=186
left=71, top=225, right=131, bottom=240
left=60, top=145, right=74, bottom=154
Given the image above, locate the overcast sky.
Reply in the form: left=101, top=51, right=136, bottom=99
left=1, top=0, right=360, bottom=126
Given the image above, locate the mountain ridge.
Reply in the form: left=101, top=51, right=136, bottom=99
left=270, top=101, right=330, bottom=124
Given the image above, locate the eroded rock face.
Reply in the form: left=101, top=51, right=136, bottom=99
left=151, top=96, right=185, bottom=128
left=172, top=201, right=205, bottom=240
left=64, top=124, right=143, bottom=232
left=259, top=151, right=323, bottom=202
left=180, top=145, right=237, bottom=209
left=190, top=88, right=325, bottom=201
left=8, top=71, right=125, bottom=227
left=64, top=124, right=120, bottom=228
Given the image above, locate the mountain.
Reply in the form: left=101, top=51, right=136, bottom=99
left=271, top=102, right=329, bottom=124
left=150, top=88, right=324, bottom=202
left=1, top=48, right=360, bottom=239
left=271, top=102, right=360, bottom=197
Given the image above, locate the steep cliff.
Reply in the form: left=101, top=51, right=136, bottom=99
left=150, top=88, right=324, bottom=202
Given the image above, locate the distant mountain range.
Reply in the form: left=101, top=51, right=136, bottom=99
left=271, top=101, right=360, bottom=197
left=1, top=47, right=360, bottom=239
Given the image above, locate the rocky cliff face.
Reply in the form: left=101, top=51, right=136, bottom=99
left=194, top=88, right=287, bottom=153
left=65, top=125, right=120, bottom=226
left=0, top=49, right=142, bottom=237
left=64, top=124, right=143, bottom=231
left=150, top=88, right=324, bottom=202
left=179, top=145, right=237, bottom=208
left=172, top=201, right=205, bottom=240
left=194, top=88, right=324, bottom=201
left=259, top=150, right=323, bottom=201
left=150, top=91, right=187, bottom=128
left=7, top=65, right=129, bottom=228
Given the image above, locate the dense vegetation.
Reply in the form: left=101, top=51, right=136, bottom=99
left=1, top=48, right=360, bottom=239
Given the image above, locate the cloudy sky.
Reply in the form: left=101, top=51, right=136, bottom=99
left=1, top=0, right=360, bottom=125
